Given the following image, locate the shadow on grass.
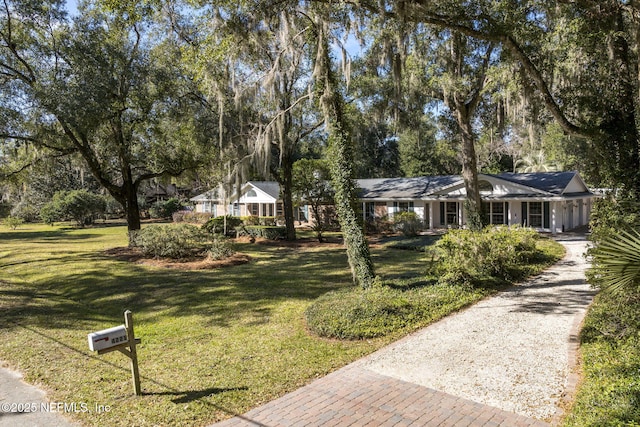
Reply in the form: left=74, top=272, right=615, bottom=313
left=148, top=387, right=249, bottom=403
left=0, top=239, right=355, bottom=331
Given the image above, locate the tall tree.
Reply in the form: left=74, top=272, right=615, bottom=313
left=348, top=0, right=640, bottom=196
left=0, top=1, right=209, bottom=238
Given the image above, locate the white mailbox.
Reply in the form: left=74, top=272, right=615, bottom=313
left=88, top=325, right=128, bottom=352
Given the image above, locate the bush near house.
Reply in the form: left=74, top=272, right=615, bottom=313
left=306, top=227, right=563, bottom=340
left=133, top=223, right=212, bottom=259
left=435, top=226, right=541, bottom=286
left=392, top=211, right=423, bottom=236
left=172, top=211, right=211, bottom=224
left=202, top=215, right=243, bottom=236
left=149, top=198, right=182, bottom=219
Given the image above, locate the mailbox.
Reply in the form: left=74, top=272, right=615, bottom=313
left=88, top=325, right=128, bottom=351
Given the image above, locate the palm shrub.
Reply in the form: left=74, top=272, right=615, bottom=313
left=587, top=229, right=640, bottom=294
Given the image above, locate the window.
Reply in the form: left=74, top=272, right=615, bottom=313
left=479, top=180, right=494, bottom=193
left=246, top=189, right=257, bottom=197
left=482, top=201, right=508, bottom=225
left=249, top=203, right=259, bottom=216
left=440, top=202, right=459, bottom=226
left=365, top=202, right=376, bottom=221
left=529, top=202, right=543, bottom=227
left=393, top=201, right=414, bottom=213
left=521, top=202, right=550, bottom=228
left=447, top=202, right=458, bottom=225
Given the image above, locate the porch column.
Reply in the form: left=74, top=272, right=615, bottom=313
left=551, top=201, right=558, bottom=235
left=428, top=202, right=434, bottom=230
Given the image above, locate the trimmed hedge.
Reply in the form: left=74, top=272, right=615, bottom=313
left=237, top=225, right=286, bottom=240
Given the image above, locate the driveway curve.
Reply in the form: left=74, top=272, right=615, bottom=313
left=214, top=233, right=595, bottom=426
left=358, top=233, right=595, bottom=422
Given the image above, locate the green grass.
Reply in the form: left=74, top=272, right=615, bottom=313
left=562, top=291, right=640, bottom=426
left=0, top=224, right=564, bottom=426
left=0, top=224, right=422, bottom=426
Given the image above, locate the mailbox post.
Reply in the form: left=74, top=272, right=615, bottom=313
left=88, top=310, right=142, bottom=396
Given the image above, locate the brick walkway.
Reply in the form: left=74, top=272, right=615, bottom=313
left=213, top=364, right=548, bottom=427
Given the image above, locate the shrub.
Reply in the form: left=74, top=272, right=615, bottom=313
left=393, top=211, right=422, bottom=236
left=10, top=201, right=40, bottom=222
left=207, top=238, right=235, bottom=260
left=133, top=224, right=210, bottom=259
left=40, top=190, right=106, bottom=226
left=435, top=226, right=539, bottom=286
left=202, top=216, right=243, bottom=236
left=173, top=211, right=211, bottom=224
left=3, top=216, right=24, bottom=230
left=237, top=225, right=286, bottom=240
left=149, top=198, right=182, bottom=219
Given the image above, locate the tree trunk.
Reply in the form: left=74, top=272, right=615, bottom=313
left=315, top=18, right=375, bottom=288
left=279, top=155, right=297, bottom=241
left=457, top=109, right=483, bottom=230
left=124, top=183, right=141, bottom=245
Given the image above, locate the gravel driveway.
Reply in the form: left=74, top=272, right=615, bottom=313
left=358, top=233, right=595, bottom=422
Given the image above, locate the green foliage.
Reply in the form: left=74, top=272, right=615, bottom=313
left=305, top=281, right=489, bottom=340
left=237, top=225, right=287, bottom=240
left=10, top=201, right=40, bottom=222
left=2, top=215, right=24, bottom=230
left=587, top=230, right=640, bottom=294
left=206, top=237, right=235, bottom=260
left=292, top=159, right=335, bottom=242
left=435, top=226, right=541, bottom=286
left=149, top=198, right=183, bottom=219
left=588, top=196, right=640, bottom=246
left=40, top=190, right=106, bottom=227
left=132, top=224, right=210, bottom=259
left=392, top=211, right=422, bottom=236
left=172, top=211, right=211, bottom=224
left=241, top=216, right=279, bottom=226
left=564, top=292, right=640, bottom=426
left=202, top=216, right=243, bottom=235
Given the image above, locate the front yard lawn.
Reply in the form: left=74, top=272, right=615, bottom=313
left=0, top=224, right=563, bottom=426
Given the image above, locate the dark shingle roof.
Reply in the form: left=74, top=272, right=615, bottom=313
left=491, top=171, right=579, bottom=195
left=357, top=176, right=462, bottom=199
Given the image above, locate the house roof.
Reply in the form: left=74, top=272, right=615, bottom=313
left=489, top=171, right=584, bottom=195
left=247, top=181, right=281, bottom=199
left=191, top=172, right=594, bottom=203
left=357, top=176, right=462, bottom=199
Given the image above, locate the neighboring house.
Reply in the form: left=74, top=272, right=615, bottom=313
left=191, top=171, right=599, bottom=234
left=191, top=181, right=309, bottom=222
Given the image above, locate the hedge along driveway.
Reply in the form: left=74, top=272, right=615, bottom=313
left=0, top=224, right=428, bottom=427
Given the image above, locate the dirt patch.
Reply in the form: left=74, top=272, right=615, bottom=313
left=104, top=247, right=251, bottom=270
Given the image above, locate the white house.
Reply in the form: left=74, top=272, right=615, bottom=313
left=358, top=171, right=598, bottom=233
left=191, top=181, right=309, bottom=222
left=190, top=171, right=599, bottom=234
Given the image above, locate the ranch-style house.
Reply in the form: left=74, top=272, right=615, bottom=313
left=190, top=171, right=599, bottom=234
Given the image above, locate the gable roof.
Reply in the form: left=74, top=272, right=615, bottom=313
left=247, top=181, right=281, bottom=199
left=490, top=171, right=586, bottom=195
